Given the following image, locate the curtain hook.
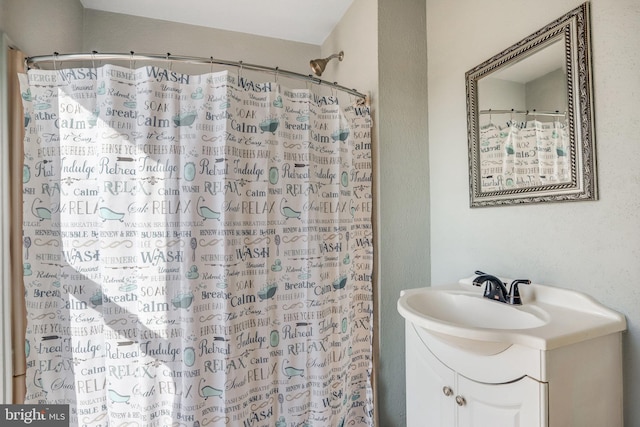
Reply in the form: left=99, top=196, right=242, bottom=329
left=210, top=56, right=214, bottom=73
left=91, top=50, right=97, bottom=70
left=53, top=52, right=68, bottom=82
left=130, top=51, right=135, bottom=71
left=238, top=60, right=243, bottom=80
left=167, top=52, right=172, bottom=71
left=489, top=108, right=492, bottom=124
left=274, top=67, right=281, bottom=93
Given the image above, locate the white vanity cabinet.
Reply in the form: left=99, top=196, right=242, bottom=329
left=405, top=322, right=624, bottom=427
left=406, top=323, right=545, bottom=427
left=399, top=279, right=626, bottom=427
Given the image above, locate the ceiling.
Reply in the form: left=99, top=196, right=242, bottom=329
left=79, top=0, right=354, bottom=45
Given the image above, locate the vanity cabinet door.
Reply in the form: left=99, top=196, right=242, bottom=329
left=406, top=325, right=456, bottom=427
left=406, top=323, right=548, bottom=427
left=456, top=374, right=547, bottom=427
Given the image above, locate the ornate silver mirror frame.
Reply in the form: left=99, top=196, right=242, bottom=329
left=466, top=2, right=596, bottom=207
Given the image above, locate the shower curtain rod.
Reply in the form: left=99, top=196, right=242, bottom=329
left=480, top=109, right=566, bottom=117
left=25, top=51, right=367, bottom=100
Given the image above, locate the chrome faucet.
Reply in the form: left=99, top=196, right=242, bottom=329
left=472, top=271, right=531, bottom=305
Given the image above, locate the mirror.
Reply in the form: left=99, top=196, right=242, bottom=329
left=466, top=2, right=596, bottom=207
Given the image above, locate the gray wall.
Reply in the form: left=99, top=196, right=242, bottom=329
left=1, top=0, right=83, bottom=53
left=0, top=0, right=318, bottom=76
left=0, top=0, right=5, bottom=34
left=321, top=0, right=378, bottom=100
left=427, top=0, right=640, bottom=425
left=377, top=0, right=428, bottom=425
left=81, top=9, right=318, bottom=77
left=526, top=68, right=568, bottom=114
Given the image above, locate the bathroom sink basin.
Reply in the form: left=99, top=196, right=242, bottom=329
left=403, top=290, right=549, bottom=330
left=398, top=276, right=626, bottom=351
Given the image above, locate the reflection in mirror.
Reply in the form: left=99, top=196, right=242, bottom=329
left=478, top=38, right=566, bottom=124
left=478, top=38, right=571, bottom=191
left=466, top=2, right=597, bottom=207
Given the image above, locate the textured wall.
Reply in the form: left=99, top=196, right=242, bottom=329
left=1, top=0, right=83, bottom=54
left=0, top=0, right=5, bottom=35
left=427, top=0, right=640, bottom=424
left=81, top=9, right=318, bottom=78
left=321, top=0, right=378, bottom=98
left=377, top=0, right=429, bottom=425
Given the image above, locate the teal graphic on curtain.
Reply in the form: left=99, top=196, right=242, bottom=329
left=20, top=65, right=373, bottom=427
left=478, top=119, right=569, bottom=192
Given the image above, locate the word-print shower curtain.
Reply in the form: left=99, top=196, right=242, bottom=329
left=19, top=64, right=373, bottom=427
left=478, top=118, right=570, bottom=192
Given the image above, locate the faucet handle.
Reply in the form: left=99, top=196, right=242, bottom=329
left=507, top=279, right=531, bottom=305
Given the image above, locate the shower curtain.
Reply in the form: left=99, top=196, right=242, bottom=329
left=479, top=118, right=569, bottom=192
left=19, top=64, right=373, bottom=427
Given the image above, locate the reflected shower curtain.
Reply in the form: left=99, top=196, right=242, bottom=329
left=479, top=119, right=569, bottom=192
left=20, top=65, right=373, bottom=427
